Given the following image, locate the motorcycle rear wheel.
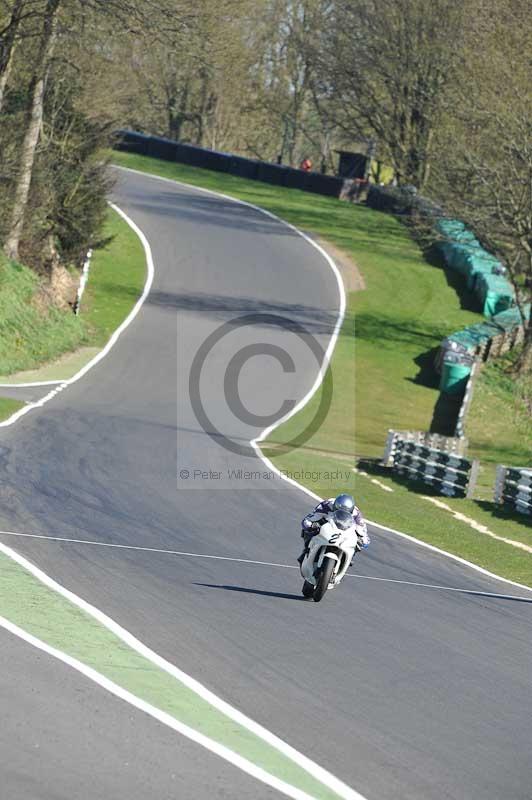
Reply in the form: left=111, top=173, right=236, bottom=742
left=313, top=558, right=335, bottom=602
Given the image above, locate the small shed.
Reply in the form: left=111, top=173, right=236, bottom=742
left=335, top=150, right=369, bottom=180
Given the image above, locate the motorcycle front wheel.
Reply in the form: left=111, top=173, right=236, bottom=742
left=313, top=558, right=335, bottom=602
left=302, top=580, right=314, bottom=598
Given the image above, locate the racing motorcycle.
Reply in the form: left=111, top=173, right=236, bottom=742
left=299, top=510, right=359, bottom=602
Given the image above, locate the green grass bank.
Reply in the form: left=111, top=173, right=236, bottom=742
left=0, top=396, right=24, bottom=423
left=0, top=253, right=85, bottom=375
left=112, top=152, right=531, bottom=586
left=0, top=207, right=146, bottom=386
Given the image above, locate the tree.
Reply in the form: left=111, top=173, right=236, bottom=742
left=124, top=0, right=263, bottom=151
left=3, top=0, right=176, bottom=262
left=26, top=69, right=113, bottom=271
left=245, top=0, right=336, bottom=168
left=0, top=0, right=25, bottom=112
left=430, top=0, right=532, bottom=375
left=118, top=0, right=344, bottom=167
left=4, top=0, right=62, bottom=261
left=435, top=116, right=532, bottom=373
left=321, top=0, right=467, bottom=189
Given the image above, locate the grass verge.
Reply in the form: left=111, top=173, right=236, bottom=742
left=466, top=352, right=531, bottom=498
left=0, top=207, right=146, bottom=383
left=0, top=397, right=24, bottom=422
left=0, top=254, right=85, bottom=375
left=79, top=207, right=146, bottom=345
left=112, top=151, right=531, bottom=586
left=0, top=546, right=348, bottom=800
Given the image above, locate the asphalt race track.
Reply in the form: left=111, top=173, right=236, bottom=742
left=0, top=166, right=531, bottom=799
left=0, top=627, right=278, bottom=800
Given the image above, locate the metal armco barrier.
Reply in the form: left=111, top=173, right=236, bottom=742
left=114, top=130, right=348, bottom=199
left=388, top=439, right=478, bottom=498
left=494, top=466, right=532, bottom=516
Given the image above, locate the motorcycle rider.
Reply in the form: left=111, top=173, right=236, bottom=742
left=297, top=493, right=370, bottom=564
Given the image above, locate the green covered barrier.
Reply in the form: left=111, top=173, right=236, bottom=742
left=442, top=243, right=502, bottom=287
left=492, top=304, right=530, bottom=330
left=441, top=241, right=476, bottom=271
left=437, top=218, right=480, bottom=270
left=436, top=219, right=466, bottom=238
left=439, top=352, right=474, bottom=394
left=452, top=230, right=479, bottom=245
left=463, top=252, right=502, bottom=290
left=445, top=320, right=501, bottom=353
left=436, top=220, right=506, bottom=291
left=436, top=216, right=515, bottom=317
left=474, top=273, right=515, bottom=316
left=436, top=214, right=526, bottom=380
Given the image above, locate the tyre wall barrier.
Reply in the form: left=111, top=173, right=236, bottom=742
left=436, top=305, right=530, bottom=382
left=382, top=429, right=468, bottom=467
left=366, top=184, right=442, bottom=218
left=387, top=438, right=478, bottom=498
left=365, top=193, right=527, bottom=385
left=435, top=217, right=527, bottom=399
left=494, top=466, right=532, bottom=516
left=113, top=130, right=347, bottom=199
left=435, top=217, right=516, bottom=318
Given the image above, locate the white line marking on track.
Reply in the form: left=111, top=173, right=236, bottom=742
left=111, top=165, right=532, bottom=595
left=0, top=529, right=296, bottom=570
left=0, top=198, right=367, bottom=800
left=0, top=540, right=365, bottom=800
left=1, top=167, right=529, bottom=798
left=345, top=573, right=532, bottom=601
left=0, top=380, right=63, bottom=387
left=364, top=518, right=532, bottom=593
left=1, top=529, right=531, bottom=602
left=0, top=615, right=322, bottom=800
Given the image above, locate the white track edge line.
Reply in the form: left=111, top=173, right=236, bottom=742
left=2, top=163, right=525, bottom=796
left=0, top=615, right=320, bottom=800
left=364, top=518, right=532, bottom=592
left=0, top=540, right=364, bottom=800
left=0, top=187, right=366, bottom=800
left=0, top=380, right=63, bottom=387
left=116, top=164, right=532, bottom=596
left=0, top=203, right=154, bottom=423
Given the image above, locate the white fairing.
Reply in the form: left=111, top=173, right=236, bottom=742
left=300, top=519, right=358, bottom=590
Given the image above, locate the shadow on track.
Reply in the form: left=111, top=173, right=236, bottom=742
left=145, top=289, right=339, bottom=336
left=193, top=583, right=307, bottom=601
left=124, top=190, right=296, bottom=238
